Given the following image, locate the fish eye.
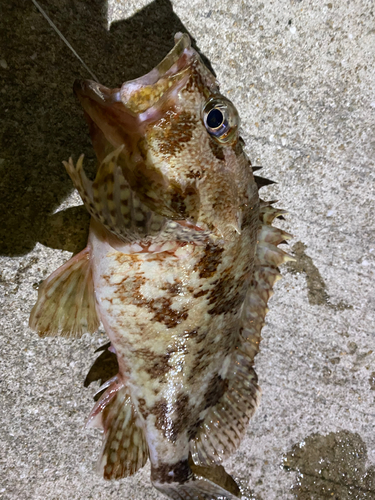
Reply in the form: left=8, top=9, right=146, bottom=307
left=206, top=108, right=224, bottom=129
left=202, top=97, right=239, bottom=144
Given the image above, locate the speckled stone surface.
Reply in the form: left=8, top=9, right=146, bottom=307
left=1, top=1, right=374, bottom=499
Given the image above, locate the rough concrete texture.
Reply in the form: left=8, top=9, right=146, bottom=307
left=1, top=0, right=374, bottom=499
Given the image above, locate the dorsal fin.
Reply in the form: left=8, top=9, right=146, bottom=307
left=190, top=200, right=294, bottom=466
left=254, top=175, right=276, bottom=189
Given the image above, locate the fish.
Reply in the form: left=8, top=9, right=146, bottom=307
left=29, top=33, right=292, bottom=500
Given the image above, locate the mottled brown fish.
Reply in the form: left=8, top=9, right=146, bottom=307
left=30, top=33, right=292, bottom=500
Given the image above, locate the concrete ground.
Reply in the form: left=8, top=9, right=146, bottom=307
left=1, top=0, right=374, bottom=499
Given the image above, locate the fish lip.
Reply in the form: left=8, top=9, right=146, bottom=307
left=120, top=33, right=193, bottom=94
left=73, top=33, right=194, bottom=109
left=119, top=33, right=200, bottom=115
left=72, top=34, right=195, bottom=120
left=74, top=79, right=122, bottom=107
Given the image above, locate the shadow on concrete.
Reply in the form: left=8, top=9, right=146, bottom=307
left=0, top=0, right=214, bottom=256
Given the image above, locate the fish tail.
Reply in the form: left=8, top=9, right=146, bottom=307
left=152, top=458, right=240, bottom=500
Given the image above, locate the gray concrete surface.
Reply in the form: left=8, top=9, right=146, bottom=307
left=1, top=0, right=374, bottom=499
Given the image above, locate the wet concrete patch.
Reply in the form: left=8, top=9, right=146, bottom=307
left=283, top=430, right=375, bottom=499
left=233, top=476, right=263, bottom=500
left=287, top=242, right=351, bottom=310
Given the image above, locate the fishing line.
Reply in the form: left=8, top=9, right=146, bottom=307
left=31, top=0, right=99, bottom=81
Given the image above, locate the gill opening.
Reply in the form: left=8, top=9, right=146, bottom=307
left=31, top=0, right=99, bottom=82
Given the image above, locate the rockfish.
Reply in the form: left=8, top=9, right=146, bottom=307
left=30, top=33, right=292, bottom=500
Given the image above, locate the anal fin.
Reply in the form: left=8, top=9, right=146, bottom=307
left=87, top=376, right=148, bottom=479
left=29, top=246, right=99, bottom=338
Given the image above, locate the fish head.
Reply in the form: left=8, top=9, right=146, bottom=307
left=74, top=33, right=258, bottom=240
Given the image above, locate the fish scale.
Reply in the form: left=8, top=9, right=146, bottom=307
left=30, top=33, right=293, bottom=500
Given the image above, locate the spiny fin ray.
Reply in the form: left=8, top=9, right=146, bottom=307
left=253, top=175, right=276, bottom=189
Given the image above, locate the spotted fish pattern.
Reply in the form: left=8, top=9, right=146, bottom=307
left=30, top=34, right=292, bottom=500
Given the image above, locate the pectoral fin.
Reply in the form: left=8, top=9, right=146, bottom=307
left=29, top=246, right=99, bottom=338
left=64, top=148, right=211, bottom=246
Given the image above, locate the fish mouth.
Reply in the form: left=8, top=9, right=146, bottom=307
left=72, top=33, right=204, bottom=160
left=118, top=33, right=194, bottom=115
left=72, top=34, right=209, bottom=218
left=74, top=33, right=197, bottom=125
